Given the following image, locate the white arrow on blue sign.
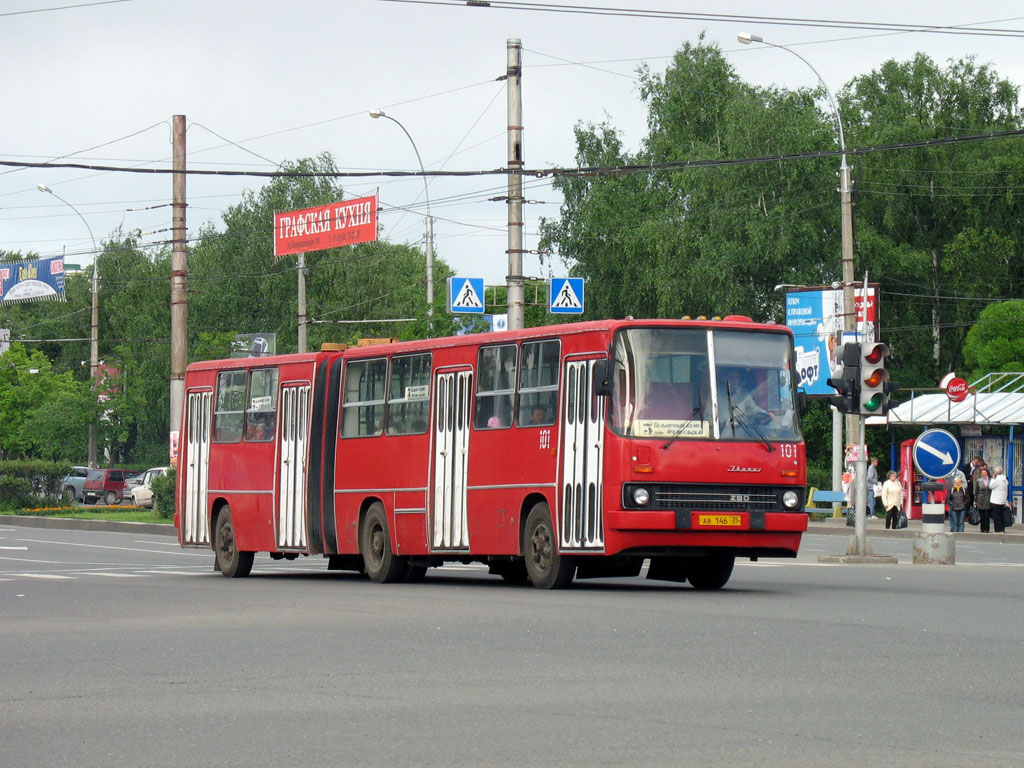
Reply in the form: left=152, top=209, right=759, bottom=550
left=912, top=428, right=962, bottom=479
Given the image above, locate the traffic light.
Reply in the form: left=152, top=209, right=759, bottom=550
left=826, top=342, right=861, bottom=413
left=859, top=342, right=899, bottom=415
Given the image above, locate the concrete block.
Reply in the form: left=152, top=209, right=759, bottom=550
left=912, top=532, right=956, bottom=564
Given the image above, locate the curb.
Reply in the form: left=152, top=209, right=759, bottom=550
left=807, top=519, right=1024, bottom=545
left=1, top=515, right=177, bottom=537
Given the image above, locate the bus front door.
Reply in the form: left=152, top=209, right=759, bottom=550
left=559, top=359, right=606, bottom=551
left=182, top=390, right=212, bottom=546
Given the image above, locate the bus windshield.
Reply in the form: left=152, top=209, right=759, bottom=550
left=608, top=327, right=801, bottom=442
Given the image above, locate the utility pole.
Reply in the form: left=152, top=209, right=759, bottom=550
left=169, top=115, right=187, bottom=459
left=506, top=38, right=525, bottom=331
left=297, top=252, right=307, bottom=353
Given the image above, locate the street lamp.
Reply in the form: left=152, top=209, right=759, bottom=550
left=369, top=109, right=434, bottom=328
left=37, top=183, right=100, bottom=467
left=738, top=32, right=866, bottom=555
left=737, top=32, right=855, bottom=323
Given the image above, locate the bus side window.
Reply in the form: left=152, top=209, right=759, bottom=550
left=213, top=370, right=246, bottom=442
left=386, top=353, right=431, bottom=436
left=341, top=358, right=387, bottom=437
left=517, top=339, right=559, bottom=426
left=475, top=344, right=516, bottom=429
left=244, top=368, right=279, bottom=441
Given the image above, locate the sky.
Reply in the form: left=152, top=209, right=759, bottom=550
left=3, top=0, right=1024, bottom=319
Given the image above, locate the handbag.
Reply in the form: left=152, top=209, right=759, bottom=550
left=896, top=511, right=908, bottom=529
left=967, top=507, right=981, bottom=526
left=1004, top=505, right=1015, bottom=528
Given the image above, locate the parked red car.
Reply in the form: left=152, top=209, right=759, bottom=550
left=82, top=468, right=136, bottom=505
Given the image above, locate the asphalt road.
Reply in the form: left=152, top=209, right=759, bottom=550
left=3, top=523, right=1023, bottom=768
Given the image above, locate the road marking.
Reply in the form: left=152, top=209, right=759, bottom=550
left=0, top=546, right=28, bottom=550
left=16, top=573, right=75, bottom=580
left=14, top=536, right=208, bottom=557
left=91, top=572, right=146, bottom=578
left=137, top=570, right=206, bottom=576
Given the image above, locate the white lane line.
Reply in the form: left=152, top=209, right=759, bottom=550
left=0, top=546, right=29, bottom=550
left=90, top=572, right=147, bottom=578
left=16, top=573, right=75, bottom=580
left=13, top=537, right=209, bottom=557
left=137, top=570, right=207, bottom=576
left=135, top=540, right=182, bottom=547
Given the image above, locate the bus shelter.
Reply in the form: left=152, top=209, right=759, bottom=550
left=868, top=373, right=1024, bottom=520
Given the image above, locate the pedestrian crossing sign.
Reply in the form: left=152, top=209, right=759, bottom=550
left=549, top=277, right=585, bottom=314
left=447, top=277, right=485, bottom=314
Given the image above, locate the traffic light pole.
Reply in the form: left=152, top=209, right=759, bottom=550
left=852, top=415, right=869, bottom=556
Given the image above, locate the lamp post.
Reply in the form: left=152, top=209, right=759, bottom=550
left=369, top=109, right=434, bottom=329
left=738, top=32, right=865, bottom=554
left=37, top=183, right=100, bottom=467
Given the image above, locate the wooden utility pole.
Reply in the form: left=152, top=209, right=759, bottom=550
left=506, top=38, right=525, bottom=331
left=169, top=115, right=187, bottom=458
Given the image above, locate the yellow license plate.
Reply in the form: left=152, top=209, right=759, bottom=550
left=696, top=514, right=742, bottom=527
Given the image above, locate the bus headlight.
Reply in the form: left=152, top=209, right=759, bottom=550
left=632, top=487, right=651, bottom=506
left=782, top=490, right=800, bottom=509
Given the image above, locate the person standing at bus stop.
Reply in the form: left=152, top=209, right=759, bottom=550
left=881, top=471, right=904, bottom=530
left=947, top=476, right=969, bottom=532
left=866, top=456, right=880, bottom=518
left=988, top=466, right=1008, bottom=534
left=974, top=466, right=993, bottom=533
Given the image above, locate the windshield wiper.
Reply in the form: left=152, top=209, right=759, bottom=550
left=726, top=382, right=774, bottom=452
left=661, top=387, right=704, bottom=450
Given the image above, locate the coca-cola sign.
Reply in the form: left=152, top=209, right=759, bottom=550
left=946, top=377, right=969, bottom=403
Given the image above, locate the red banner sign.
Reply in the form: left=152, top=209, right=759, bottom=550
left=273, top=195, right=377, bottom=258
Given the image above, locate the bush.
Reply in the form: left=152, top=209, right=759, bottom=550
left=150, top=467, right=176, bottom=519
left=0, top=460, right=71, bottom=510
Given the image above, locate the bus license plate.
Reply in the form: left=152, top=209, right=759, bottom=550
left=697, top=514, right=742, bottom=527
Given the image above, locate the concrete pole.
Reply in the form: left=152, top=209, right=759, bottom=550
left=506, top=38, right=525, bottom=331
left=169, top=115, right=187, bottom=455
left=297, top=252, right=307, bottom=353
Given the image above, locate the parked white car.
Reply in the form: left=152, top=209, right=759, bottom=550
left=129, top=466, right=169, bottom=508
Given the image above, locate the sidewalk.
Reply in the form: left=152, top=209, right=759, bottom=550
left=807, top=513, right=1024, bottom=545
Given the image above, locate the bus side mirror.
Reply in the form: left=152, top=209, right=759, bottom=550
left=797, top=390, right=808, bottom=417
left=592, top=359, right=613, bottom=397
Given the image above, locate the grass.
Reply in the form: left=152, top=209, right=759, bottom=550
left=3, top=504, right=172, bottom=525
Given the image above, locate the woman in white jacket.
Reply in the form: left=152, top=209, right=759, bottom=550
left=988, top=466, right=1009, bottom=533
left=881, top=471, right=905, bottom=530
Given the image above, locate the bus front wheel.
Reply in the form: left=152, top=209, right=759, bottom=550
left=685, top=554, right=735, bottom=590
left=523, top=503, right=575, bottom=589
left=360, top=503, right=407, bottom=583
left=214, top=507, right=254, bottom=578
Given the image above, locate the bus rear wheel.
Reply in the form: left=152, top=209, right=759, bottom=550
left=214, top=507, right=254, bottom=578
left=523, top=503, right=575, bottom=589
left=685, top=554, right=735, bottom=590
left=361, top=503, right=407, bottom=583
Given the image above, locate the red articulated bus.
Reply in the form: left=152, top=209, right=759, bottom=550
left=175, top=317, right=808, bottom=589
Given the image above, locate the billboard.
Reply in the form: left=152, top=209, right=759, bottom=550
left=784, top=286, right=878, bottom=396
left=273, top=195, right=377, bottom=258
left=0, top=255, right=67, bottom=306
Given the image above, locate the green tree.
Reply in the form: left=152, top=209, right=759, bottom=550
left=963, top=300, right=1024, bottom=379
left=189, top=153, right=457, bottom=351
left=540, top=38, right=839, bottom=322
left=842, top=54, right=1024, bottom=382
left=0, top=344, right=93, bottom=461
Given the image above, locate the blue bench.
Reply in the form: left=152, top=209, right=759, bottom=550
left=806, top=489, right=847, bottom=517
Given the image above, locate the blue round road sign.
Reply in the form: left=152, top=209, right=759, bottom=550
left=913, top=428, right=961, bottom=479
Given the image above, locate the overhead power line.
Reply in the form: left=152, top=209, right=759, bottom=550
left=2, top=129, right=1022, bottom=180
left=381, top=0, right=1024, bottom=38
